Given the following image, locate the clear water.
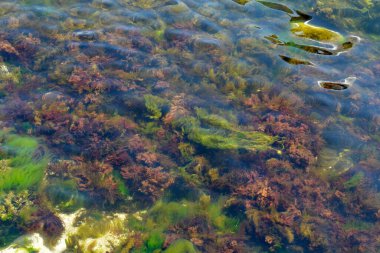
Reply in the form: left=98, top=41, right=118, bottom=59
left=0, top=0, right=379, bottom=252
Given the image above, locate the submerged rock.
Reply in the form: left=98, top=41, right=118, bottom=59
left=290, top=22, right=344, bottom=43
left=195, top=19, right=221, bottom=34
left=233, top=0, right=250, bottom=5
left=318, top=76, right=356, bottom=90
left=164, top=28, right=193, bottom=42
left=72, top=30, right=99, bottom=41
left=315, top=148, right=354, bottom=177
left=193, top=37, right=224, bottom=53
left=279, top=55, right=313, bottom=65
left=319, top=81, right=349, bottom=90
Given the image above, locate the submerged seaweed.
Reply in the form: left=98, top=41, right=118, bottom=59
left=0, top=0, right=379, bottom=252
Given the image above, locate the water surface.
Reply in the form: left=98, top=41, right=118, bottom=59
left=0, top=0, right=379, bottom=252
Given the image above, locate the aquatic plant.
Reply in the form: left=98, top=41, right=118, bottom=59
left=164, top=239, right=197, bottom=253
left=343, top=172, right=364, bottom=189
left=0, top=0, right=379, bottom=252
left=121, top=165, right=174, bottom=203
left=0, top=133, right=49, bottom=193
left=146, top=231, right=165, bottom=252
left=144, top=94, right=169, bottom=120
left=0, top=191, right=32, bottom=247
left=171, top=108, right=277, bottom=151
left=148, top=201, right=193, bottom=229
left=263, top=113, right=321, bottom=168
left=23, top=208, right=64, bottom=242
left=127, top=196, right=242, bottom=252
left=47, top=160, right=122, bottom=206
left=66, top=212, right=130, bottom=253
left=0, top=63, right=21, bottom=85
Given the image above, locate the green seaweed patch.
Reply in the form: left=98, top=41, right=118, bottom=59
left=172, top=109, right=276, bottom=151
left=195, top=108, right=236, bottom=131
left=343, top=219, right=374, bottom=231
left=144, top=95, right=170, bottom=120
left=0, top=191, right=34, bottom=247
left=0, top=132, right=49, bottom=193
left=134, top=197, right=240, bottom=235
left=66, top=211, right=130, bottom=253
left=146, top=230, right=165, bottom=252
left=208, top=204, right=240, bottom=233
left=343, top=172, right=364, bottom=189
left=0, top=64, right=22, bottom=86
left=141, top=122, right=163, bottom=136
left=113, top=172, right=129, bottom=197
left=149, top=201, right=193, bottom=229
left=164, top=239, right=198, bottom=253
left=178, top=143, right=195, bottom=162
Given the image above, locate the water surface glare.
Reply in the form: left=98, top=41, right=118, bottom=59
left=0, top=0, right=379, bottom=252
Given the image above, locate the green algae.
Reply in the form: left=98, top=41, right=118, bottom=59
left=66, top=212, right=130, bottom=253
left=195, top=108, right=235, bottom=131
left=178, top=142, right=195, bottom=162
left=0, top=0, right=379, bottom=251
left=0, top=64, right=22, bottom=86
left=144, top=95, right=169, bottom=120
left=146, top=231, right=165, bottom=252
left=128, top=197, right=240, bottom=252
left=206, top=199, right=240, bottom=234
left=0, top=191, right=34, bottom=247
left=343, top=172, right=364, bottom=189
left=127, top=201, right=194, bottom=252
left=0, top=133, right=49, bottom=193
left=172, top=109, right=276, bottom=151
left=164, top=239, right=197, bottom=253
left=149, top=201, right=193, bottom=229
left=0, top=132, right=52, bottom=248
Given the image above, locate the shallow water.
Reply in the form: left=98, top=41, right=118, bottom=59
left=0, top=0, right=379, bottom=252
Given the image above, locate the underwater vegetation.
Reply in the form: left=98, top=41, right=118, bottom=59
left=0, top=0, right=379, bottom=252
left=170, top=107, right=277, bottom=151
left=0, top=132, right=48, bottom=193
left=0, top=132, right=63, bottom=248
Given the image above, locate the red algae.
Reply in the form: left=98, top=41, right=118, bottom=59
left=0, top=0, right=379, bottom=252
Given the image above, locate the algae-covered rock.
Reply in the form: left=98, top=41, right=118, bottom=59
left=65, top=212, right=130, bottom=253
left=233, top=0, right=250, bottom=5
left=193, top=37, right=224, bottom=53
left=290, top=22, right=344, bottom=43
left=0, top=191, right=33, bottom=248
